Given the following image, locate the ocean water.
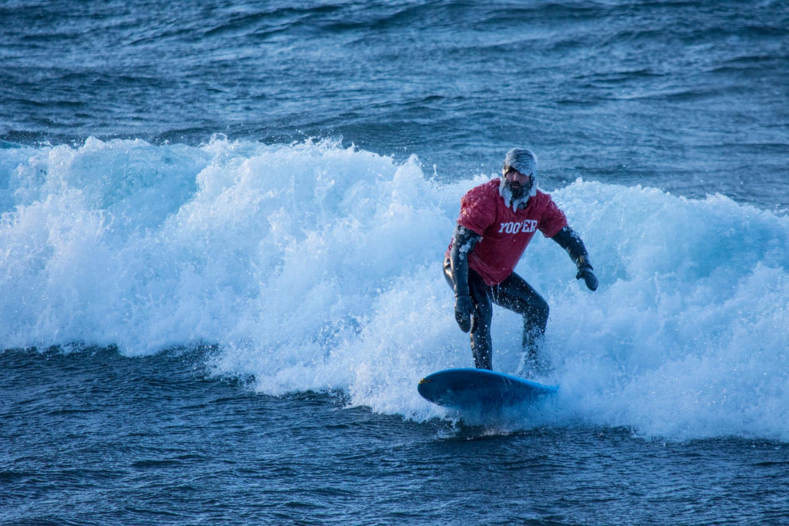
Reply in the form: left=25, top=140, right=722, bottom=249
left=1, top=1, right=788, bottom=524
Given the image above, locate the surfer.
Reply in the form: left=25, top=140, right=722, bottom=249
left=444, top=148, right=598, bottom=373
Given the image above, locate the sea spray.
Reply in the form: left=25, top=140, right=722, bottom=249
left=1, top=137, right=788, bottom=440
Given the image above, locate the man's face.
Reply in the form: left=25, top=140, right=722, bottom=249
left=504, top=168, right=531, bottom=198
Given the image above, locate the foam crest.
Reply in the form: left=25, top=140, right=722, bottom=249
left=1, top=138, right=787, bottom=440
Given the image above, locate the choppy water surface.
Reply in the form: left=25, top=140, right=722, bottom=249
left=3, top=348, right=788, bottom=525
left=1, top=1, right=788, bottom=524
left=3, top=0, right=788, bottom=206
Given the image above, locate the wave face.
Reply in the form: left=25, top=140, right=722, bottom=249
left=1, top=138, right=788, bottom=441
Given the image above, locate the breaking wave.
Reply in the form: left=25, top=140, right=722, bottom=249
left=1, top=137, right=787, bottom=441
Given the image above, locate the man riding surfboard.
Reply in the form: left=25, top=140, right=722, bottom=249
left=443, top=148, right=598, bottom=373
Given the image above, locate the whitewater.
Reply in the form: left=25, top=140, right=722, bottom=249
left=2, top=137, right=787, bottom=442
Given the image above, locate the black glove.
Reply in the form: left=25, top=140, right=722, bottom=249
left=576, top=264, right=598, bottom=291
left=454, top=294, right=478, bottom=333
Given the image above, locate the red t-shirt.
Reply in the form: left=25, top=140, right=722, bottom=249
left=446, top=178, right=568, bottom=286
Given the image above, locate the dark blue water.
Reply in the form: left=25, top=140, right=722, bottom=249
left=3, top=348, right=788, bottom=525
left=3, top=0, right=788, bottom=205
left=2, top=1, right=789, bottom=524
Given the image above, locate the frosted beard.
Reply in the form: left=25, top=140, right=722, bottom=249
left=499, top=175, right=536, bottom=211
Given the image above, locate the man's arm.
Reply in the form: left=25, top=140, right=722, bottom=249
left=552, top=226, right=598, bottom=291
left=450, top=225, right=482, bottom=332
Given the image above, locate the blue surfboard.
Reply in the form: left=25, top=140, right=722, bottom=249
left=418, top=368, right=558, bottom=410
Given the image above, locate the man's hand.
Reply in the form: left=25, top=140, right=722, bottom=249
left=576, top=265, right=598, bottom=291
left=454, top=294, right=478, bottom=333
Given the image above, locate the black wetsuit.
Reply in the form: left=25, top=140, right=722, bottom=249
left=444, top=225, right=594, bottom=370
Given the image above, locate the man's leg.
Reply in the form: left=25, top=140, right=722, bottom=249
left=443, top=259, right=494, bottom=370
left=468, top=272, right=494, bottom=370
left=491, top=272, right=549, bottom=370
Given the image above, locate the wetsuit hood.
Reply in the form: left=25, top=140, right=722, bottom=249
left=500, top=148, right=538, bottom=210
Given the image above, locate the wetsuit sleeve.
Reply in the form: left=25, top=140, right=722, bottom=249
left=449, top=225, right=482, bottom=297
left=457, top=186, right=496, bottom=236
left=537, top=196, right=568, bottom=238
left=552, top=226, right=592, bottom=270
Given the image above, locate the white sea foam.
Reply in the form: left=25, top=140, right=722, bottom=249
left=1, top=137, right=787, bottom=441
